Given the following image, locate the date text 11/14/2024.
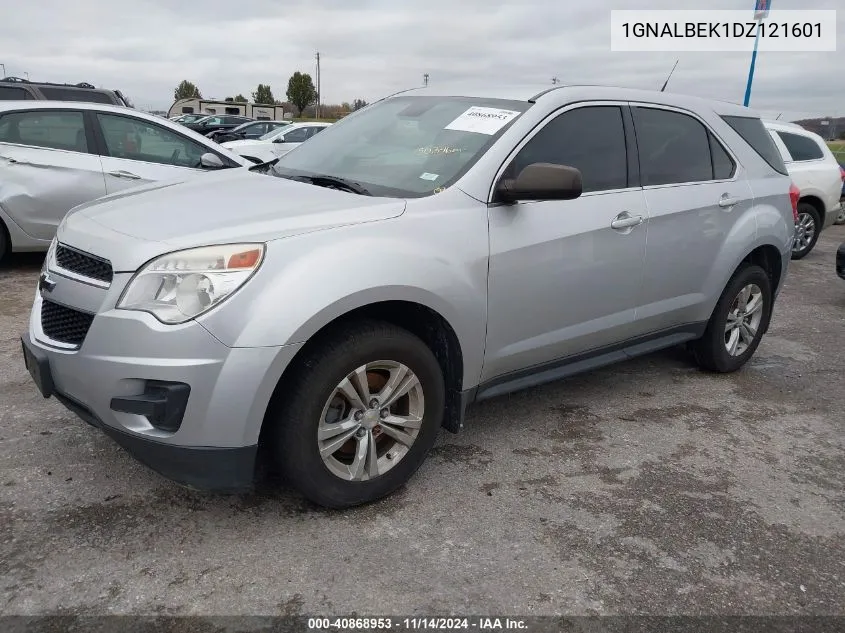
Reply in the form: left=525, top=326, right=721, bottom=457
left=307, top=617, right=529, bottom=630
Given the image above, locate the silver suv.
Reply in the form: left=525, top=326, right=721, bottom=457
left=22, top=85, right=795, bottom=508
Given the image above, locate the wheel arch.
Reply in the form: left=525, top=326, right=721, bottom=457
left=259, top=299, right=467, bottom=452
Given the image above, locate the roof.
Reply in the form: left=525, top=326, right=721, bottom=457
left=382, top=84, right=758, bottom=117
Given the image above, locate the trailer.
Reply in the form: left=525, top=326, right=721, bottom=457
left=168, top=99, right=288, bottom=121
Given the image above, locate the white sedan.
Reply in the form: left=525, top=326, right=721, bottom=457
left=221, top=122, right=331, bottom=164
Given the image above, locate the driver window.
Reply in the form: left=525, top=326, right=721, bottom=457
left=507, top=106, right=629, bottom=193
left=96, top=114, right=208, bottom=168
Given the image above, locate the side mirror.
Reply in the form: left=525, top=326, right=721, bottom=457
left=495, top=163, right=583, bottom=203
left=273, top=136, right=285, bottom=143
left=200, top=152, right=224, bottom=169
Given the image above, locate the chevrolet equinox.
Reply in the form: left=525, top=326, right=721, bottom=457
left=22, top=85, right=795, bottom=508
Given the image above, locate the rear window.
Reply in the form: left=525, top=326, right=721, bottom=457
left=0, top=86, right=34, bottom=100
left=721, top=115, right=788, bottom=175
left=39, top=87, right=115, bottom=104
left=776, top=131, right=825, bottom=162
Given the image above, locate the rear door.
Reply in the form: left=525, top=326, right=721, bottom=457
left=631, top=104, right=752, bottom=333
left=0, top=108, right=105, bottom=240
left=93, top=112, right=217, bottom=193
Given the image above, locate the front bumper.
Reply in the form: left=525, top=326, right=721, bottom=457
left=23, top=286, right=302, bottom=490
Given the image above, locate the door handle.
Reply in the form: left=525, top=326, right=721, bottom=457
left=107, top=170, right=141, bottom=180
left=2, top=156, right=18, bottom=164
left=611, top=213, right=644, bottom=230
left=718, top=195, right=740, bottom=208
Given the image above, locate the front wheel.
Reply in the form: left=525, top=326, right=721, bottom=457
left=270, top=320, right=445, bottom=508
left=691, top=264, right=772, bottom=373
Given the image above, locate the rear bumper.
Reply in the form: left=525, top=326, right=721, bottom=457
left=825, top=200, right=843, bottom=229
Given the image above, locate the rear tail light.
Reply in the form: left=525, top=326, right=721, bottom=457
left=789, top=183, right=800, bottom=222
left=839, top=165, right=845, bottom=182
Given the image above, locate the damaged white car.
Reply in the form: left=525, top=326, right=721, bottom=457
left=0, top=102, right=250, bottom=260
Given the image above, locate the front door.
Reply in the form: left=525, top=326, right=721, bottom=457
left=94, top=112, right=211, bottom=193
left=483, top=104, right=649, bottom=382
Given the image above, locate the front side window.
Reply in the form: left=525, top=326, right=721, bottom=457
left=633, top=107, right=714, bottom=186
left=97, top=113, right=209, bottom=168
left=507, top=106, right=628, bottom=193
left=0, top=110, right=88, bottom=153
left=777, top=131, right=824, bottom=162
left=272, top=95, right=531, bottom=197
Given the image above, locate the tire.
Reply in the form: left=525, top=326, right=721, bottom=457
left=0, top=220, right=9, bottom=264
left=791, top=202, right=821, bottom=260
left=269, top=320, right=445, bottom=509
left=692, top=264, right=772, bottom=373
left=835, top=204, right=845, bottom=226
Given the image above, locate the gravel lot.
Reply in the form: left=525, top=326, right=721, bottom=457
left=2, top=225, right=844, bottom=617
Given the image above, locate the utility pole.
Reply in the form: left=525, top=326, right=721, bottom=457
left=423, top=73, right=429, bottom=87
left=0, top=63, right=5, bottom=78
left=315, top=51, right=321, bottom=119
left=24, top=71, right=29, bottom=80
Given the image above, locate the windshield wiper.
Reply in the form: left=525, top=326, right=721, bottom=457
left=300, top=174, right=372, bottom=196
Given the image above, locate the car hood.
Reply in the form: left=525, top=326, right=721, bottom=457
left=58, top=168, right=406, bottom=272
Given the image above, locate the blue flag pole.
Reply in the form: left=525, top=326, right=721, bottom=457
left=744, top=0, right=771, bottom=107
left=743, top=24, right=762, bottom=106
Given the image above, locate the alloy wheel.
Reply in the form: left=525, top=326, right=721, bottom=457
left=724, top=283, right=764, bottom=357
left=792, top=212, right=816, bottom=254
left=317, top=361, right=425, bottom=481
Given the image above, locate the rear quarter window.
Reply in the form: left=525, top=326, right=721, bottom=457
left=776, top=131, right=825, bottom=162
left=39, top=87, right=116, bottom=104
left=0, top=86, right=34, bottom=100
left=721, top=115, right=788, bottom=175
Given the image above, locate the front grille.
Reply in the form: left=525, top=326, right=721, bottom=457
left=55, top=244, right=113, bottom=283
left=41, top=300, right=95, bottom=346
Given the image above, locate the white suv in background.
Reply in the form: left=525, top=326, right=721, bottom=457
left=764, top=120, right=843, bottom=260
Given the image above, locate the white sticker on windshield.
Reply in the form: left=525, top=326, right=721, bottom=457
left=420, top=172, right=439, bottom=181
left=444, top=106, right=521, bottom=135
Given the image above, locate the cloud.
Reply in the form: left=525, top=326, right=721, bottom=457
left=0, top=0, right=841, bottom=119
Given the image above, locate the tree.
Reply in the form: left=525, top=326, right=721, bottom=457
left=174, top=80, right=202, bottom=101
left=224, top=97, right=234, bottom=102
left=252, top=84, right=275, bottom=104
left=352, top=98, right=368, bottom=111
left=234, top=94, right=248, bottom=103
left=286, top=72, right=317, bottom=116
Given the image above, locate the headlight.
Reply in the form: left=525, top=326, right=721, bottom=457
left=43, top=237, right=58, bottom=272
left=117, top=243, right=265, bottom=324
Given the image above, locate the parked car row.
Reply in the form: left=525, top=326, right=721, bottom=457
left=221, top=121, right=331, bottom=163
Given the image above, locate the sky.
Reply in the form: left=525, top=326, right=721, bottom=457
left=0, top=0, right=842, bottom=121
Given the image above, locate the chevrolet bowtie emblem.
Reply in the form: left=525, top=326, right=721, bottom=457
left=38, top=272, right=56, bottom=293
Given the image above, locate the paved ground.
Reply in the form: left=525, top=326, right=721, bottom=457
left=2, top=225, right=844, bottom=617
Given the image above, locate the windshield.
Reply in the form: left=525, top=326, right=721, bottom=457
left=181, top=114, right=209, bottom=124
left=271, top=96, right=531, bottom=197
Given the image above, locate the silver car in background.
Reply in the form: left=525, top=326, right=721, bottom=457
left=21, top=85, right=794, bottom=508
left=0, top=101, right=250, bottom=259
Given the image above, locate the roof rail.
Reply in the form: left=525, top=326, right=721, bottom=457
left=0, top=77, right=109, bottom=92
